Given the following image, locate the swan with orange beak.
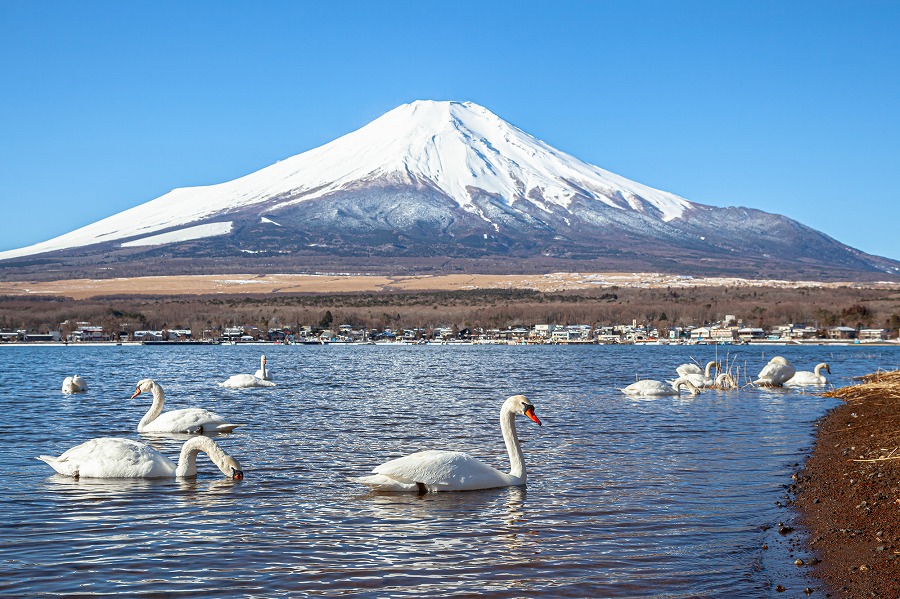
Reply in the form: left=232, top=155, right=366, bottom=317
left=354, top=394, right=542, bottom=493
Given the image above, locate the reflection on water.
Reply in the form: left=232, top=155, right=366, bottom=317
left=1, top=344, right=897, bottom=597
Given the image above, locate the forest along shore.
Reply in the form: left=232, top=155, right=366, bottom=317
left=795, top=372, right=900, bottom=596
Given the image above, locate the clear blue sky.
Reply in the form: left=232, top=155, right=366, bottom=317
left=2, top=1, right=898, bottom=261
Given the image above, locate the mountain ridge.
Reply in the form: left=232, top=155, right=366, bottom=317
left=2, top=100, right=897, bottom=281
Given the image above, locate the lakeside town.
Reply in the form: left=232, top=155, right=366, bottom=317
left=2, top=315, right=896, bottom=346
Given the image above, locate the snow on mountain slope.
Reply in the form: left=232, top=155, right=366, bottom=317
left=0, top=100, right=694, bottom=261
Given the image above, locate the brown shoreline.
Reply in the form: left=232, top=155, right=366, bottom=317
left=795, top=374, right=900, bottom=596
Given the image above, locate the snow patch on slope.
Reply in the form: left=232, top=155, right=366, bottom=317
left=120, top=222, right=233, bottom=247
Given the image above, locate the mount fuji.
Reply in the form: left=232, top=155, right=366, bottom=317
left=2, top=100, right=897, bottom=280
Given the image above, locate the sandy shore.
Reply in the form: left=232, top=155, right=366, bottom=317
left=2, top=272, right=898, bottom=300
left=795, top=374, right=900, bottom=596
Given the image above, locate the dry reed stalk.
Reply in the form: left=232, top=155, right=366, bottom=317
left=822, top=370, right=900, bottom=402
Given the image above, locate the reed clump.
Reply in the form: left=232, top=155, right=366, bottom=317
left=822, top=370, right=900, bottom=402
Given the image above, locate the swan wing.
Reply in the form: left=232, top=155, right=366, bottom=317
left=369, top=450, right=511, bottom=491
left=755, top=361, right=796, bottom=385
left=622, top=380, right=672, bottom=396
left=37, top=438, right=176, bottom=478
left=220, top=374, right=276, bottom=388
left=143, top=408, right=240, bottom=433
left=676, top=364, right=702, bottom=377
left=785, top=371, right=825, bottom=386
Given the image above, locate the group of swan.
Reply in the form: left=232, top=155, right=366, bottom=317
left=44, top=354, right=275, bottom=482
left=621, top=360, right=739, bottom=398
left=46, top=364, right=541, bottom=494
left=219, top=355, right=276, bottom=388
left=41, top=378, right=243, bottom=481
left=754, top=356, right=831, bottom=387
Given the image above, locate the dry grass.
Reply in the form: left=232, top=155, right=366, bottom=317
left=822, top=370, right=900, bottom=402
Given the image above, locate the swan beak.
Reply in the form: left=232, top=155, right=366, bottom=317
left=524, top=406, right=542, bottom=426
left=232, top=468, right=244, bottom=480
left=130, top=388, right=142, bottom=399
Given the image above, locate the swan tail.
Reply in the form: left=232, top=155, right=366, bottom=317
left=36, top=455, right=72, bottom=476
left=214, top=423, right=241, bottom=433
left=351, top=474, right=419, bottom=492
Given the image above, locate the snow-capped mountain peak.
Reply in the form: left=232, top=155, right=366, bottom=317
left=0, top=100, right=693, bottom=261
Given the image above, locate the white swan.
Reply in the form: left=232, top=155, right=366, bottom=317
left=753, top=356, right=796, bottom=387
left=132, top=378, right=240, bottom=433
left=220, top=355, right=276, bottom=388
left=674, top=361, right=720, bottom=388
left=785, top=363, right=831, bottom=386
left=253, top=355, right=271, bottom=381
left=61, top=375, right=87, bottom=394
left=354, top=395, right=542, bottom=493
left=37, top=435, right=243, bottom=479
left=621, top=377, right=700, bottom=397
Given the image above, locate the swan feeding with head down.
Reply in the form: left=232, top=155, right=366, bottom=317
left=131, top=378, right=240, bottom=434
left=37, top=435, right=243, bottom=479
left=785, top=363, right=831, bottom=386
left=61, top=375, right=87, bottom=394
left=621, top=377, right=701, bottom=397
left=354, top=394, right=542, bottom=493
left=753, top=356, right=796, bottom=387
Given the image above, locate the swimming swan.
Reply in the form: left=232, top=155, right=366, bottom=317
left=354, top=394, right=542, bottom=493
left=753, top=356, right=796, bottom=387
left=61, top=375, right=87, bottom=394
left=785, top=363, right=831, bottom=386
left=132, top=378, right=240, bottom=433
left=220, top=355, right=276, bottom=388
left=37, top=435, right=243, bottom=479
left=621, top=377, right=701, bottom=397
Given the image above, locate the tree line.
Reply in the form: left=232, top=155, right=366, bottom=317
left=1, top=285, right=899, bottom=338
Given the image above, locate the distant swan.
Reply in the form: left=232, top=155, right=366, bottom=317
left=621, top=377, right=700, bottom=397
left=753, top=356, right=796, bottom=387
left=254, top=355, right=271, bottom=381
left=132, top=378, right=240, bottom=433
left=785, top=363, right=831, bottom=386
left=37, top=435, right=243, bottom=479
left=220, top=355, right=276, bottom=388
left=61, top=375, right=87, bottom=394
left=354, top=395, right=542, bottom=493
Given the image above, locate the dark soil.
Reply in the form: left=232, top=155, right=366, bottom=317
left=795, top=378, right=900, bottom=597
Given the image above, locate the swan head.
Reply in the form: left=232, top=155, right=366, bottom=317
left=131, top=378, right=156, bottom=399
left=505, top=394, right=542, bottom=426
left=226, top=460, right=244, bottom=480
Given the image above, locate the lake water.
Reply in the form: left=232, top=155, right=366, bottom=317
left=2, top=343, right=898, bottom=597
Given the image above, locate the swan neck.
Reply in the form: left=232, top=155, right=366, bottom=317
left=137, top=382, right=164, bottom=431
left=500, top=406, right=526, bottom=482
left=175, top=436, right=231, bottom=477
